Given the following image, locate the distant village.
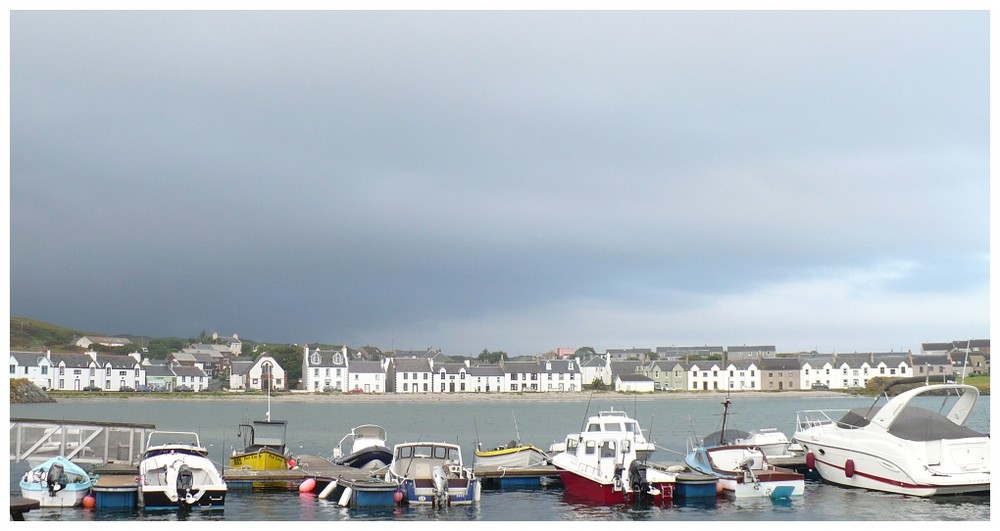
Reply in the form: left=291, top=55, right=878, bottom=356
left=9, top=333, right=990, bottom=395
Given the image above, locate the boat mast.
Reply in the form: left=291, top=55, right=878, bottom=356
left=718, top=397, right=731, bottom=446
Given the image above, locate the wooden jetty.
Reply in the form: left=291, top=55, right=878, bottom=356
left=10, top=496, right=41, bottom=521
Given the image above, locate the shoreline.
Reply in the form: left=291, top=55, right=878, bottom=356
left=28, top=389, right=852, bottom=404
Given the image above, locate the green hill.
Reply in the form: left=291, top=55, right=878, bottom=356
left=9, top=317, right=99, bottom=351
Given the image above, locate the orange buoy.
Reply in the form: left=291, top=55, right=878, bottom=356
left=299, top=478, right=316, bottom=493
left=393, top=490, right=404, bottom=504
left=287, top=458, right=297, bottom=469
left=82, top=495, right=96, bottom=509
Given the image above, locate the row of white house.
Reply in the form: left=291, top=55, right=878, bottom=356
left=10, top=346, right=977, bottom=395
left=9, top=350, right=212, bottom=392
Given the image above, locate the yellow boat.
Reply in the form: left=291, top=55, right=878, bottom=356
left=475, top=442, right=550, bottom=468
left=229, top=419, right=295, bottom=487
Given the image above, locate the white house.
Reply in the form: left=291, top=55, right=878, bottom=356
left=9, top=351, right=54, bottom=389
left=539, top=359, right=581, bottom=392
left=503, top=361, right=542, bottom=392
left=722, top=359, right=759, bottom=391
left=580, top=356, right=610, bottom=386
left=302, top=345, right=349, bottom=392
left=347, top=360, right=387, bottom=394
left=687, top=361, right=727, bottom=391
left=466, top=364, right=504, bottom=393
left=614, top=373, right=655, bottom=393
left=250, top=355, right=285, bottom=391
left=173, top=365, right=210, bottom=391
left=92, top=352, right=145, bottom=391
left=389, top=357, right=435, bottom=393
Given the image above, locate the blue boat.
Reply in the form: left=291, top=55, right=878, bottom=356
left=20, top=456, right=93, bottom=508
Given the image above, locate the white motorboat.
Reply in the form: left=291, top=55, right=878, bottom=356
left=332, top=424, right=393, bottom=471
left=19, top=455, right=93, bottom=507
left=385, top=441, right=481, bottom=507
left=550, top=409, right=694, bottom=505
left=793, top=375, right=990, bottom=497
left=685, top=443, right=805, bottom=499
left=138, top=430, right=227, bottom=510
left=686, top=398, right=804, bottom=499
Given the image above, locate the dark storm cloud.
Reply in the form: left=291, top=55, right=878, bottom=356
left=9, top=9, right=989, bottom=354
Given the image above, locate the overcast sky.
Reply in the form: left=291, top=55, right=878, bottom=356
left=6, top=7, right=991, bottom=357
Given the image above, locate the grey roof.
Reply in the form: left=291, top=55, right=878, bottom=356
left=49, top=353, right=93, bottom=368
left=609, top=361, right=642, bottom=375
left=617, top=373, right=653, bottom=382
left=144, top=364, right=175, bottom=377
left=911, top=354, right=952, bottom=365
left=467, top=365, right=504, bottom=376
left=435, top=363, right=467, bottom=374
left=95, top=354, right=139, bottom=369
left=172, top=365, right=208, bottom=377
left=349, top=361, right=384, bottom=374
left=539, top=359, right=581, bottom=374
left=727, top=358, right=758, bottom=370
left=305, top=348, right=348, bottom=368
left=582, top=356, right=606, bottom=367
left=392, top=358, right=433, bottom=372
left=503, top=361, right=541, bottom=374
left=10, top=351, right=49, bottom=365
left=757, top=358, right=801, bottom=370
left=727, top=345, right=776, bottom=353
left=230, top=360, right=253, bottom=376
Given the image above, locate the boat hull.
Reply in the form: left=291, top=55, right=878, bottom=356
left=399, top=477, right=481, bottom=506
left=555, top=468, right=674, bottom=505
left=139, top=453, right=228, bottom=510
left=19, top=486, right=91, bottom=508
left=139, top=488, right=227, bottom=510
left=801, top=438, right=991, bottom=497
left=474, top=446, right=550, bottom=468
left=229, top=448, right=291, bottom=488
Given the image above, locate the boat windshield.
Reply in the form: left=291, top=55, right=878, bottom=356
left=396, top=444, right=460, bottom=462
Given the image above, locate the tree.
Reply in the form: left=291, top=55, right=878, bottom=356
left=477, top=350, right=506, bottom=364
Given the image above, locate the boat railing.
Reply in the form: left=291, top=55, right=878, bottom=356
left=794, top=409, right=852, bottom=431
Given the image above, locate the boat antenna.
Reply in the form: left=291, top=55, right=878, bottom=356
left=580, top=391, right=594, bottom=432
left=265, top=361, right=272, bottom=422
left=473, top=418, right=481, bottom=451
left=512, top=410, right=522, bottom=446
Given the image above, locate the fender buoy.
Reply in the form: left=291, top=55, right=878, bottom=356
left=844, top=459, right=855, bottom=478
left=394, top=490, right=404, bottom=504
left=805, top=452, right=815, bottom=470
left=287, top=458, right=297, bottom=469
left=299, top=478, right=316, bottom=493
left=82, top=495, right=96, bottom=509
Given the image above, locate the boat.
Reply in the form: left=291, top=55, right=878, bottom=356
left=19, top=455, right=93, bottom=507
left=331, top=424, right=393, bottom=471
left=731, top=427, right=800, bottom=459
left=228, top=369, right=296, bottom=486
left=792, top=375, right=990, bottom=497
left=474, top=412, right=550, bottom=469
left=138, top=430, right=227, bottom=510
left=550, top=408, right=682, bottom=505
left=685, top=398, right=805, bottom=499
left=385, top=441, right=481, bottom=507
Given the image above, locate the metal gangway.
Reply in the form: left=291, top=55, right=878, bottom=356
left=10, top=417, right=156, bottom=467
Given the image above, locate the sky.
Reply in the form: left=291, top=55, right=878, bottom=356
left=5, top=4, right=993, bottom=358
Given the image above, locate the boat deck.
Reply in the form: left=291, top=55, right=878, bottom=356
left=223, top=455, right=385, bottom=490
left=474, top=463, right=561, bottom=488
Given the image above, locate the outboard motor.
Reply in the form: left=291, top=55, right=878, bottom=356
left=176, top=464, right=195, bottom=501
left=431, top=465, right=449, bottom=508
left=46, top=463, right=67, bottom=495
left=628, top=461, right=650, bottom=498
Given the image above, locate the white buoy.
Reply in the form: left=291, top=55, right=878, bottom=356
left=318, top=479, right=338, bottom=499
left=338, top=486, right=353, bottom=507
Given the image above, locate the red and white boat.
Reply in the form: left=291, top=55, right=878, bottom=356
left=550, top=409, right=677, bottom=505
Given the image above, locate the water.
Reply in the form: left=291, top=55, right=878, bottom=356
left=9, top=394, right=991, bottom=521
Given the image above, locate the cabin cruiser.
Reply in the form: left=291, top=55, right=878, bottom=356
left=550, top=409, right=683, bottom=505
left=139, top=431, right=227, bottom=510
left=793, top=375, right=990, bottom=497
left=385, top=441, right=481, bottom=507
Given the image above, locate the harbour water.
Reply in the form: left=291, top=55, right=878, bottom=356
left=8, top=394, right=991, bottom=521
